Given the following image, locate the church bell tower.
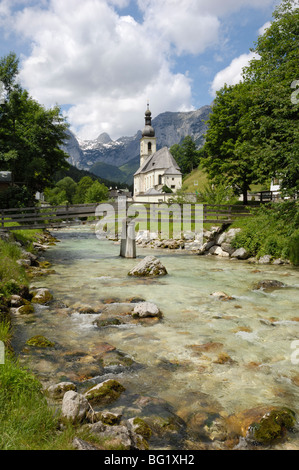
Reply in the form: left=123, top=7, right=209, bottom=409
left=140, top=102, right=157, bottom=167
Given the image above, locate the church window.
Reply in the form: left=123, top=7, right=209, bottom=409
left=148, top=142, right=152, bottom=153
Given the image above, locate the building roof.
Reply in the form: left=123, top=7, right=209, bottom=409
left=134, top=147, right=182, bottom=176
left=144, top=188, right=163, bottom=195
left=162, top=165, right=182, bottom=176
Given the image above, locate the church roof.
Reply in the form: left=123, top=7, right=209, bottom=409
left=162, top=165, right=182, bottom=175
left=134, top=147, right=182, bottom=176
left=144, top=188, right=163, bottom=195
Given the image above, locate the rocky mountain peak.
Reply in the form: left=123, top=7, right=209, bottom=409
left=96, top=132, right=112, bottom=144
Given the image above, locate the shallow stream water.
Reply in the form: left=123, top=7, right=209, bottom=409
left=12, top=226, right=299, bottom=449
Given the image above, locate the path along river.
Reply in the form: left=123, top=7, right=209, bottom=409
left=12, top=226, right=299, bottom=449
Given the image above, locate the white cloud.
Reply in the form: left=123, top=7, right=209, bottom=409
left=258, top=21, right=271, bottom=35
left=11, top=0, right=193, bottom=139
left=209, top=52, right=260, bottom=96
left=0, top=0, right=278, bottom=140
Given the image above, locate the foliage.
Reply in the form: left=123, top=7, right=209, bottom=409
left=170, top=136, right=200, bottom=176
left=0, top=53, right=69, bottom=203
left=231, top=201, right=299, bottom=263
left=202, top=0, right=299, bottom=201
left=73, top=176, right=94, bottom=203
left=0, top=185, right=35, bottom=209
left=198, top=182, right=239, bottom=205
left=84, top=180, right=109, bottom=203
left=202, top=82, right=260, bottom=204
left=45, top=176, right=109, bottom=205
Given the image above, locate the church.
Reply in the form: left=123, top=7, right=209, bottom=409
left=133, top=105, right=182, bottom=202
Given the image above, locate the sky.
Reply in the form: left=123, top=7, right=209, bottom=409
left=0, top=0, right=281, bottom=141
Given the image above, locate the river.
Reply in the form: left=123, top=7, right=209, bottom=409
left=11, top=226, right=299, bottom=449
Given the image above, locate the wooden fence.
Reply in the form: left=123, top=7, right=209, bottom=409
left=0, top=201, right=252, bottom=231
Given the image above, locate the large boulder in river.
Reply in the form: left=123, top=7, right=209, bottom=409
left=133, top=302, right=161, bottom=318
left=128, top=256, right=167, bottom=277
left=61, top=391, right=90, bottom=423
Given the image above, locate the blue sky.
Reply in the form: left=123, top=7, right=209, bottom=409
left=0, top=0, right=280, bottom=140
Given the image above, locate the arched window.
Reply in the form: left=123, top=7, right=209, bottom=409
left=148, top=142, right=152, bottom=153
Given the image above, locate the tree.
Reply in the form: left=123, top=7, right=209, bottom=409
left=84, top=180, right=109, bottom=203
left=73, top=176, right=93, bottom=204
left=202, top=0, right=299, bottom=201
left=170, top=136, right=199, bottom=176
left=0, top=53, right=70, bottom=202
left=242, top=0, right=299, bottom=197
left=55, top=177, right=77, bottom=204
left=202, top=82, right=262, bottom=204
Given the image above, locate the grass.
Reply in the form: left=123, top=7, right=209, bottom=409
left=182, top=167, right=209, bottom=193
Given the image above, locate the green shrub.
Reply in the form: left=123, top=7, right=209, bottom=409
left=231, top=201, right=299, bottom=262
left=288, top=229, right=299, bottom=266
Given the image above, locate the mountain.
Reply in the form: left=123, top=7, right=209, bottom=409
left=62, top=105, right=212, bottom=185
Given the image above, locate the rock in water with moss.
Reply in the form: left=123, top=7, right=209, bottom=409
left=84, top=379, right=125, bottom=406
left=247, top=408, right=296, bottom=445
left=31, top=288, right=53, bottom=304
left=26, top=335, right=55, bottom=348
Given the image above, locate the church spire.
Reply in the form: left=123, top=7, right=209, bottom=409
left=142, top=101, right=155, bottom=137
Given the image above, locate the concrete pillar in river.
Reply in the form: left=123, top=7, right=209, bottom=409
left=120, top=219, right=136, bottom=258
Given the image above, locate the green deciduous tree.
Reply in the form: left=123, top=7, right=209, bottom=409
left=84, top=180, right=109, bottom=203
left=202, top=82, right=260, bottom=204
left=0, top=53, right=69, bottom=203
left=170, top=136, right=199, bottom=176
left=73, top=176, right=93, bottom=204
left=242, top=0, right=299, bottom=197
left=202, top=0, right=299, bottom=201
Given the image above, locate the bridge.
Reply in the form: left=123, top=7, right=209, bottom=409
left=0, top=201, right=252, bottom=232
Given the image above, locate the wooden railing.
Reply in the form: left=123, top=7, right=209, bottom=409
left=0, top=201, right=252, bottom=231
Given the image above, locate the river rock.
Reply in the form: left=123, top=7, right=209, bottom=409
left=72, top=437, right=99, bottom=450
left=231, top=247, right=250, bottom=260
left=84, top=379, right=125, bottom=406
left=246, top=408, right=296, bottom=445
left=209, top=246, right=229, bottom=257
left=61, top=391, right=90, bottom=423
left=132, top=302, right=161, bottom=318
left=10, top=295, right=25, bottom=308
left=226, top=406, right=296, bottom=445
left=254, top=280, right=286, bottom=292
left=211, top=291, right=234, bottom=301
left=31, top=288, right=53, bottom=304
left=258, top=255, right=272, bottom=264
left=127, top=417, right=152, bottom=440
left=128, top=256, right=167, bottom=277
left=216, top=228, right=241, bottom=245
left=87, top=422, right=147, bottom=450
left=47, top=381, right=77, bottom=399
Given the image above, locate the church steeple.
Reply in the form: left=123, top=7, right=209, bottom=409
left=142, top=102, right=155, bottom=137
left=140, top=102, right=156, bottom=167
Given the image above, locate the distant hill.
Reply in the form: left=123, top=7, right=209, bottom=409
left=62, top=105, right=212, bottom=185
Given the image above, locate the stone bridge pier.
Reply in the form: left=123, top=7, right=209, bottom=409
left=120, top=218, right=136, bottom=258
